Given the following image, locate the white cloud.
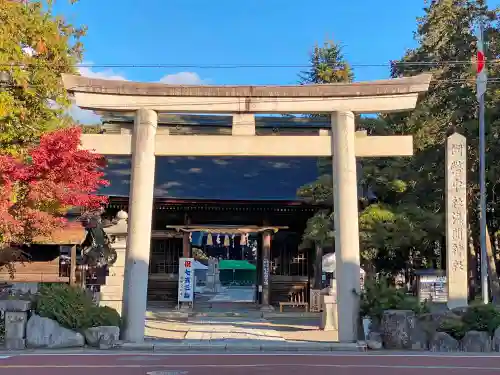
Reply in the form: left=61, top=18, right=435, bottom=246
left=69, top=65, right=209, bottom=124
left=77, top=65, right=127, bottom=82
left=159, top=72, right=206, bottom=85
left=70, top=63, right=127, bottom=124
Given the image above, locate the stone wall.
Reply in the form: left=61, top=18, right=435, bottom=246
left=366, top=309, right=500, bottom=352
left=0, top=299, right=120, bottom=349
left=0, top=300, right=32, bottom=349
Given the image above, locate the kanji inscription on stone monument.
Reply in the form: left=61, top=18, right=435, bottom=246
left=446, top=132, right=468, bottom=309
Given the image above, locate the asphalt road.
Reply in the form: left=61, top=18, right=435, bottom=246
left=1, top=352, right=500, bottom=375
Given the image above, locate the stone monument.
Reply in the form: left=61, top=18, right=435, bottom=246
left=445, top=132, right=468, bottom=309
left=206, top=257, right=221, bottom=293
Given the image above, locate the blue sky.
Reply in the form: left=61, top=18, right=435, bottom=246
left=51, top=0, right=497, bottom=198
left=55, top=0, right=498, bottom=122
left=55, top=0, right=431, bottom=85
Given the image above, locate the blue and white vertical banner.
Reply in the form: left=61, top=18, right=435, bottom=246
left=178, top=257, right=194, bottom=302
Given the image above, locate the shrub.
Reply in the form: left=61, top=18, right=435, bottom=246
left=0, top=311, right=4, bottom=343
left=437, top=317, right=468, bottom=339
left=359, top=276, right=428, bottom=320
left=461, top=304, right=500, bottom=335
left=35, top=283, right=121, bottom=331
left=435, top=304, right=500, bottom=339
left=89, top=305, right=121, bottom=327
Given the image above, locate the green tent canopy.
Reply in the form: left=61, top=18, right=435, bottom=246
left=218, top=260, right=256, bottom=270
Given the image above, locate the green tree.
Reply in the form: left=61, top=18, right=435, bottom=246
left=296, top=3, right=500, bottom=277
left=299, top=40, right=354, bottom=85
left=296, top=39, right=354, bottom=249
left=0, top=0, right=85, bottom=154
left=295, top=40, right=430, bottom=275
left=363, top=0, right=500, bottom=284
left=384, top=0, right=499, bottom=208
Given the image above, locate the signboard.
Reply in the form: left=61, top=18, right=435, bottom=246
left=263, top=259, right=269, bottom=286
left=178, top=257, right=194, bottom=302
left=418, top=275, right=447, bottom=303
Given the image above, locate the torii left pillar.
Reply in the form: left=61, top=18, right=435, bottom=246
left=121, top=108, right=158, bottom=343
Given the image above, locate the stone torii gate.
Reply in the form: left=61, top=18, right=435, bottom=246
left=63, top=73, right=431, bottom=343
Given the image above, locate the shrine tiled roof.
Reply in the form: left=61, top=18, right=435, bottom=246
left=100, top=156, right=320, bottom=201
left=96, top=114, right=366, bottom=202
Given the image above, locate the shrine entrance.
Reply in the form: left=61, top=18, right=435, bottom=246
left=64, top=72, right=431, bottom=343
left=168, top=225, right=284, bottom=307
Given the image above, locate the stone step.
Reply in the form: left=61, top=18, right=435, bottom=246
left=263, top=311, right=321, bottom=319
left=191, top=311, right=264, bottom=318
left=99, top=292, right=123, bottom=301
left=146, top=310, right=189, bottom=320
left=100, top=285, right=124, bottom=295
left=108, top=267, right=125, bottom=277
left=109, top=256, right=126, bottom=267
left=103, top=276, right=125, bottom=287
left=183, top=311, right=321, bottom=319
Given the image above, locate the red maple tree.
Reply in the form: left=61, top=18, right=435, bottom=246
left=0, top=126, right=109, bottom=247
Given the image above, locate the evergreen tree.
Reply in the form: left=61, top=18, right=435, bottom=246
left=299, top=40, right=354, bottom=85
left=296, top=39, right=354, bottom=249
left=362, top=0, right=500, bottom=283
left=298, top=1, right=500, bottom=279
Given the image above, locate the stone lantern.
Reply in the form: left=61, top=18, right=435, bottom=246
left=100, top=210, right=128, bottom=315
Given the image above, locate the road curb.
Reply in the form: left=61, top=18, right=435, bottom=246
left=111, top=341, right=365, bottom=352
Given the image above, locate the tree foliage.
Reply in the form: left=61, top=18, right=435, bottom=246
left=296, top=39, right=353, bottom=249
left=0, top=0, right=85, bottom=153
left=364, top=0, right=500, bottom=277
left=299, top=40, right=353, bottom=85
left=0, top=126, right=109, bottom=249
left=298, top=1, right=500, bottom=280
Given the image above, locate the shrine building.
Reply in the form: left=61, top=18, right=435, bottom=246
left=98, top=113, right=353, bottom=309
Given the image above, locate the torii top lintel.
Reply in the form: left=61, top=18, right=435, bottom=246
left=62, top=73, right=432, bottom=114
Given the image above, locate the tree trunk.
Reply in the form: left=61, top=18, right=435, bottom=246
left=486, top=226, right=500, bottom=303
left=468, top=226, right=478, bottom=301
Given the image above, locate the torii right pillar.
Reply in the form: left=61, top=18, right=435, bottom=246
left=331, top=111, right=362, bottom=343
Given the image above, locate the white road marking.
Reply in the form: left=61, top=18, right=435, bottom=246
left=1, top=363, right=500, bottom=370
left=4, top=352, right=500, bottom=358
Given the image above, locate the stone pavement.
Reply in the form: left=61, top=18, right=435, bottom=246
left=147, top=317, right=285, bottom=341
left=142, top=314, right=345, bottom=351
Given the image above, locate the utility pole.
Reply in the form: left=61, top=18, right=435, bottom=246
left=476, top=22, right=489, bottom=304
